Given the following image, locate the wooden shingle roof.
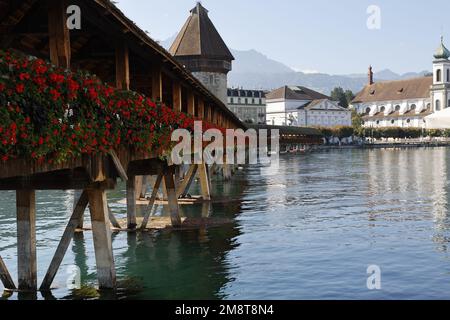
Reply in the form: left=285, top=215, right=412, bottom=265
left=169, top=3, right=234, bottom=61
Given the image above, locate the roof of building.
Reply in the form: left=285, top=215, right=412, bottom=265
left=352, top=76, right=433, bottom=104
left=302, top=99, right=349, bottom=111
left=266, top=86, right=330, bottom=101
left=169, top=2, right=234, bottom=61
left=434, top=36, right=450, bottom=60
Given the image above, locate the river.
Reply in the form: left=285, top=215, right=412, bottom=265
left=1, top=148, right=450, bottom=299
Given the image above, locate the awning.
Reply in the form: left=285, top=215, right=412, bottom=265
left=424, top=108, right=450, bottom=129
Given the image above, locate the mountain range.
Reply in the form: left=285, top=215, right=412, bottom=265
left=158, top=36, right=430, bottom=95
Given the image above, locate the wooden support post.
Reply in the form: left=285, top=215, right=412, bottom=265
left=48, top=0, right=71, bottom=68
left=40, top=191, right=88, bottom=291
left=16, top=190, right=37, bottom=291
left=135, top=176, right=143, bottom=200
left=187, top=92, right=195, bottom=116
left=198, top=163, right=211, bottom=201
left=173, top=81, right=182, bottom=112
left=87, top=189, right=116, bottom=290
left=140, top=175, right=149, bottom=199
left=126, top=176, right=137, bottom=230
left=73, top=190, right=84, bottom=229
left=115, top=43, right=130, bottom=90
left=198, top=99, right=205, bottom=120
left=0, top=255, right=16, bottom=290
left=223, top=164, right=232, bottom=181
left=152, top=67, right=162, bottom=102
left=176, top=164, right=198, bottom=198
left=141, top=173, right=163, bottom=229
left=163, top=168, right=182, bottom=227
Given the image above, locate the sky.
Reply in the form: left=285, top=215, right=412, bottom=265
left=115, top=0, right=450, bottom=75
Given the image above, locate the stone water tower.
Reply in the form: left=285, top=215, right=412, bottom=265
left=169, top=2, right=234, bottom=104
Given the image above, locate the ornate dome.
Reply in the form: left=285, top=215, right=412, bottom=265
left=434, top=36, right=450, bottom=60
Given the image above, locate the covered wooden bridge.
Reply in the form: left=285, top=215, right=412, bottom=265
left=0, top=0, right=245, bottom=292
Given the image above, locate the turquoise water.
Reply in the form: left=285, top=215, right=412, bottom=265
left=1, top=148, right=450, bottom=299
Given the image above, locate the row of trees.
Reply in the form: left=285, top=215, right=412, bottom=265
left=316, top=125, right=450, bottom=142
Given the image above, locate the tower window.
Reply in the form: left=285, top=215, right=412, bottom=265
left=437, top=69, right=442, bottom=82
left=447, top=69, right=450, bottom=82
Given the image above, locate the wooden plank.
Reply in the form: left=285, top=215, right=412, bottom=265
left=0, top=255, right=16, bottom=290
left=163, top=169, right=182, bottom=227
left=187, top=91, right=195, bottom=116
left=87, top=189, right=116, bottom=289
left=198, top=163, right=211, bottom=201
left=176, top=164, right=198, bottom=198
left=115, top=43, right=130, bottom=90
left=108, top=150, right=128, bottom=181
left=198, top=99, right=205, bottom=119
left=40, top=191, right=88, bottom=291
left=48, top=0, right=71, bottom=68
left=16, top=190, right=37, bottom=291
left=140, top=173, right=163, bottom=229
left=172, top=81, right=182, bottom=112
left=107, top=206, right=121, bottom=229
left=152, top=67, right=162, bottom=102
left=126, top=175, right=137, bottom=230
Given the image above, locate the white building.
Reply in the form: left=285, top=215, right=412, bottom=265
left=265, top=86, right=352, bottom=127
left=227, top=89, right=266, bottom=124
left=352, top=37, right=450, bottom=128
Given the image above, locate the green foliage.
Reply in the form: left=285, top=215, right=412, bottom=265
left=330, top=87, right=355, bottom=108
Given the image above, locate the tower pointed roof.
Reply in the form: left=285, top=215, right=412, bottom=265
left=434, top=36, right=450, bottom=60
left=169, top=2, right=234, bottom=61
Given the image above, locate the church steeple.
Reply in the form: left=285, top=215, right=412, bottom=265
left=434, top=36, right=450, bottom=60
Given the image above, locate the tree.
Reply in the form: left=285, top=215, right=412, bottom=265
left=330, top=87, right=347, bottom=108
left=352, top=110, right=363, bottom=129
left=330, top=87, right=355, bottom=108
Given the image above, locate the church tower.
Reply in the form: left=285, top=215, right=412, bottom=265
left=169, top=2, right=234, bottom=104
left=431, top=36, right=450, bottom=111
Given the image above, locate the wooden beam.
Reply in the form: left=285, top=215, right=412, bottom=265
left=198, top=163, right=211, bottom=201
left=172, top=81, right=182, bottom=112
left=108, top=150, right=128, bottom=181
left=176, top=164, right=198, bottom=198
left=48, top=0, right=71, bottom=68
left=0, top=255, right=16, bottom=290
left=40, top=191, right=88, bottom=291
left=115, top=43, right=130, bottom=90
left=152, top=67, right=162, bottom=102
left=126, top=176, right=137, bottom=230
left=163, top=168, right=182, bottom=227
left=198, top=99, right=205, bottom=120
left=107, top=206, right=121, bottom=229
left=87, top=189, right=116, bottom=289
left=140, top=173, right=163, bottom=229
left=187, top=91, right=195, bottom=116
left=17, top=190, right=37, bottom=291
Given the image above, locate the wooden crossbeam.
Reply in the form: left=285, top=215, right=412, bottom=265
left=0, top=255, right=16, bottom=290
left=140, top=173, right=163, bottom=229
left=176, top=164, right=198, bottom=198
left=40, top=191, right=88, bottom=291
left=108, top=150, right=128, bottom=181
left=0, top=0, right=37, bottom=28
